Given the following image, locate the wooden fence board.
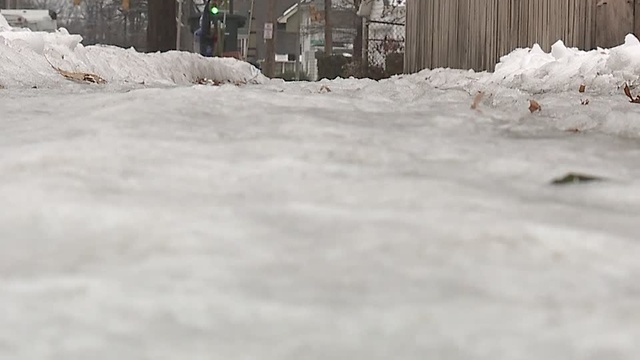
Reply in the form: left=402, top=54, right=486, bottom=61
left=456, top=0, right=470, bottom=70
left=404, top=0, right=633, bottom=73
left=596, top=0, right=634, bottom=48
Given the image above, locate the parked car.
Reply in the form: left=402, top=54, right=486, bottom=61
left=0, top=9, right=58, bottom=32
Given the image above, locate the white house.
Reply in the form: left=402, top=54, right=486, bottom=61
left=357, top=0, right=405, bottom=68
left=278, top=0, right=357, bottom=80
left=358, top=0, right=406, bottom=21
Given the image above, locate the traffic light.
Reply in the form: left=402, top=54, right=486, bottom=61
left=210, top=2, right=219, bottom=15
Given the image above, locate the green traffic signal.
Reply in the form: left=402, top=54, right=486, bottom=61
left=210, top=5, right=219, bottom=15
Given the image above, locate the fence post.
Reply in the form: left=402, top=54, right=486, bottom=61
left=636, top=0, right=640, bottom=38
left=362, top=19, right=369, bottom=70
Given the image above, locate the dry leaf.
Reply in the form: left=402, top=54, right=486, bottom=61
left=195, top=77, right=219, bottom=85
left=624, top=83, right=633, bottom=99
left=566, top=128, right=582, bottom=133
left=581, top=99, right=590, bottom=105
left=44, top=55, right=106, bottom=84
left=471, top=91, right=485, bottom=110
left=54, top=67, right=107, bottom=84
left=194, top=78, right=247, bottom=87
left=529, top=100, right=542, bottom=113
left=579, top=84, right=586, bottom=93
left=551, top=173, right=605, bottom=185
left=623, top=83, right=640, bottom=103
left=319, top=85, right=332, bottom=93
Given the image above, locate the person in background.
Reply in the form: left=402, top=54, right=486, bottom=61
left=198, top=0, right=214, bottom=57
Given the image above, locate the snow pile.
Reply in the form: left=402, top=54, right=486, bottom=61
left=485, top=34, right=640, bottom=93
left=0, top=12, right=11, bottom=31
left=0, top=20, right=265, bottom=88
left=411, top=34, right=640, bottom=96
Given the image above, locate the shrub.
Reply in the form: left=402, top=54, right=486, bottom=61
left=276, top=71, right=310, bottom=82
left=317, top=54, right=351, bottom=80
left=342, top=60, right=388, bottom=80
left=385, top=52, right=404, bottom=76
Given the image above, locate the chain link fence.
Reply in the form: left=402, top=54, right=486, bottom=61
left=366, top=19, right=405, bottom=76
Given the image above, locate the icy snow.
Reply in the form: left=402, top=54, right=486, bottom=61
left=1, top=20, right=640, bottom=360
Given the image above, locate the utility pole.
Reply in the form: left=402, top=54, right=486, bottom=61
left=353, top=0, right=363, bottom=62
left=176, top=0, right=183, bottom=50
left=246, top=0, right=257, bottom=63
left=324, top=0, right=332, bottom=55
left=264, top=0, right=277, bottom=77
left=295, top=0, right=302, bottom=80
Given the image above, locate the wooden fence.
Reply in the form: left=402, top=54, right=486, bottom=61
left=405, top=0, right=640, bottom=73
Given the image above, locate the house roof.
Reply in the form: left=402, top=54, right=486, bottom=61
left=277, top=0, right=315, bottom=24
left=277, top=3, right=299, bottom=24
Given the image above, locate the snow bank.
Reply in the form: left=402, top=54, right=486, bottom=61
left=2, top=13, right=639, bottom=95
left=0, top=20, right=265, bottom=88
left=412, top=34, right=640, bottom=95
left=0, top=12, right=10, bottom=32
left=486, top=34, right=640, bottom=93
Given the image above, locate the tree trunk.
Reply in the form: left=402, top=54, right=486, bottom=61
left=324, top=0, right=332, bottom=54
left=147, top=0, right=176, bottom=52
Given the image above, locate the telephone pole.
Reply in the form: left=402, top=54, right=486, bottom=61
left=324, top=0, right=332, bottom=55
left=247, top=0, right=258, bottom=64
left=176, top=0, right=183, bottom=50
left=264, top=0, right=277, bottom=77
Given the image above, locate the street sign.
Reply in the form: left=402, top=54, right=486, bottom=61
left=264, top=22, right=273, bottom=40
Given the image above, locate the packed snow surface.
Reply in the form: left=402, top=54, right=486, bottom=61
left=1, top=21, right=640, bottom=360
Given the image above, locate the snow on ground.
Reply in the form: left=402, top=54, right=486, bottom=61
left=1, top=14, right=640, bottom=94
left=0, top=17, right=264, bottom=88
left=1, top=20, right=640, bottom=360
